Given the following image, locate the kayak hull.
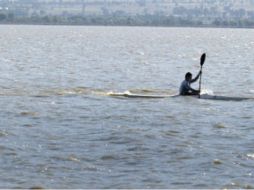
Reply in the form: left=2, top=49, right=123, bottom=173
left=108, top=92, right=253, bottom=101
left=199, top=95, right=252, bottom=101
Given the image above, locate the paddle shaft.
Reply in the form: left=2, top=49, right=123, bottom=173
left=198, top=66, right=203, bottom=98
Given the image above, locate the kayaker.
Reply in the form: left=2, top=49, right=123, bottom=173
left=179, top=71, right=202, bottom=96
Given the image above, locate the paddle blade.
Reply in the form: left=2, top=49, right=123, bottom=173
left=200, top=53, right=206, bottom=66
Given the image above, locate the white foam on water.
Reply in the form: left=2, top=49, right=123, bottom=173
left=107, top=90, right=129, bottom=96
left=201, top=89, right=214, bottom=95
left=247, top=154, right=254, bottom=159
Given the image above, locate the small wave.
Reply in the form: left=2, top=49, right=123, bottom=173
left=214, top=123, right=227, bottom=129
left=42, top=87, right=92, bottom=96
left=107, top=88, right=176, bottom=99
left=213, top=159, right=223, bottom=165
left=68, top=155, right=81, bottom=163
left=107, top=90, right=130, bottom=97
left=137, top=50, right=145, bottom=56
left=50, top=155, right=81, bottom=163
left=129, top=88, right=174, bottom=95
left=0, top=87, right=108, bottom=97
left=0, top=89, right=32, bottom=96
left=223, top=182, right=253, bottom=189
left=201, top=89, right=214, bottom=95
left=30, top=186, right=44, bottom=190
left=0, top=130, right=8, bottom=137
left=41, top=87, right=112, bottom=97
left=100, top=155, right=118, bottom=161
left=0, top=145, right=16, bottom=154
left=247, top=154, right=254, bottom=159
left=22, top=124, right=34, bottom=128
left=0, top=87, right=176, bottom=98
left=20, top=112, right=39, bottom=117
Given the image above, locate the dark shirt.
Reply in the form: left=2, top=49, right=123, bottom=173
left=179, top=73, right=200, bottom=95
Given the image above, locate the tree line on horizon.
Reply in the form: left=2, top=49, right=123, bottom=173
left=1, top=0, right=254, bottom=28
left=0, top=12, right=254, bottom=28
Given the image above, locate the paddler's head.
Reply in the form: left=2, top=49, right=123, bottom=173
left=185, top=72, right=192, bottom=81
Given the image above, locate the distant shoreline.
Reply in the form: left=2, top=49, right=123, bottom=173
left=1, top=14, right=254, bottom=29
left=1, top=22, right=254, bottom=30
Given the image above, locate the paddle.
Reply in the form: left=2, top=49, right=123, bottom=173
left=199, top=53, right=206, bottom=98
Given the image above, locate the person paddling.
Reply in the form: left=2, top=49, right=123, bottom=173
left=179, top=71, right=202, bottom=96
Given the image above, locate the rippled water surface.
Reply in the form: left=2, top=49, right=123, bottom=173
left=0, top=25, right=254, bottom=189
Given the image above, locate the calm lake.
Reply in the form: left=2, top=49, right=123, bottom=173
left=0, top=25, right=253, bottom=188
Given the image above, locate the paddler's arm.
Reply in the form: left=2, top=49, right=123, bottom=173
left=186, top=82, right=198, bottom=92
left=190, top=71, right=202, bottom=83
left=189, top=86, right=200, bottom=94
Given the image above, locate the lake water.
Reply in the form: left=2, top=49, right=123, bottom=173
left=0, top=25, right=253, bottom=189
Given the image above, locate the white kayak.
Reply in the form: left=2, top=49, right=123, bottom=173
left=108, top=91, right=253, bottom=101
left=198, top=94, right=253, bottom=101
left=107, top=91, right=178, bottom=98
